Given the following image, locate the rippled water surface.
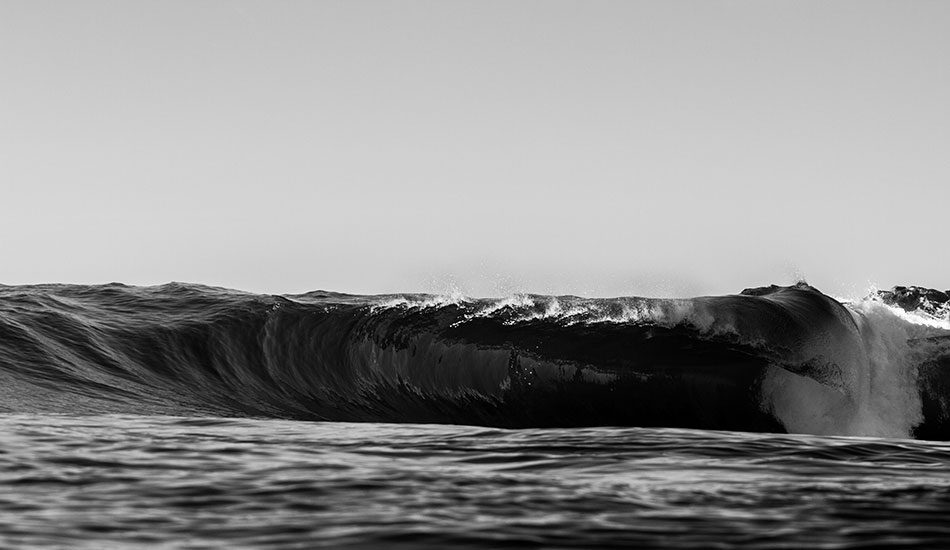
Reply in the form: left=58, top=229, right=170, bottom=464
left=2, top=416, right=950, bottom=548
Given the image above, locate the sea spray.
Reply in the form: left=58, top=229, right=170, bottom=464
left=758, top=299, right=926, bottom=438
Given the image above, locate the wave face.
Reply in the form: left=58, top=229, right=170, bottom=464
left=1, top=282, right=949, bottom=439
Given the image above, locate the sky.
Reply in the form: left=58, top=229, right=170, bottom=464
left=1, top=1, right=948, bottom=298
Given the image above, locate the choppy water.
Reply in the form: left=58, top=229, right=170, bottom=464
left=3, top=415, right=950, bottom=548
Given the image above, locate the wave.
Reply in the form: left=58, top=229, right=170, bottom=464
left=1, top=282, right=948, bottom=439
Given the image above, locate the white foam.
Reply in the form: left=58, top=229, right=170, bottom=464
left=761, top=297, right=950, bottom=439
left=371, top=291, right=469, bottom=313
left=472, top=294, right=536, bottom=319
left=464, top=295, right=718, bottom=329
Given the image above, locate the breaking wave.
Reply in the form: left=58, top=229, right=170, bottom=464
left=1, top=282, right=948, bottom=439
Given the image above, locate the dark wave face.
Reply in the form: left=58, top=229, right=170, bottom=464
left=1, top=282, right=948, bottom=439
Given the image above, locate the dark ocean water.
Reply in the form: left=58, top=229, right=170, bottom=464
left=1, top=282, right=949, bottom=547
left=5, top=416, right=950, bottom=549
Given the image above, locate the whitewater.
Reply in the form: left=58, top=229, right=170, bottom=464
left=2, top=282, right=949, bottom=547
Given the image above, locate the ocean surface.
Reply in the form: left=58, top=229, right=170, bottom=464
left=1, top=282, right=949, bottom=547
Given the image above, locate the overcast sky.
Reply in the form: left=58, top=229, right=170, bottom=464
left=1, top=1, right=947, bottom=298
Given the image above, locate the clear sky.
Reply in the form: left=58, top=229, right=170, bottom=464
left=1, top=1, right=947, bottom=298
